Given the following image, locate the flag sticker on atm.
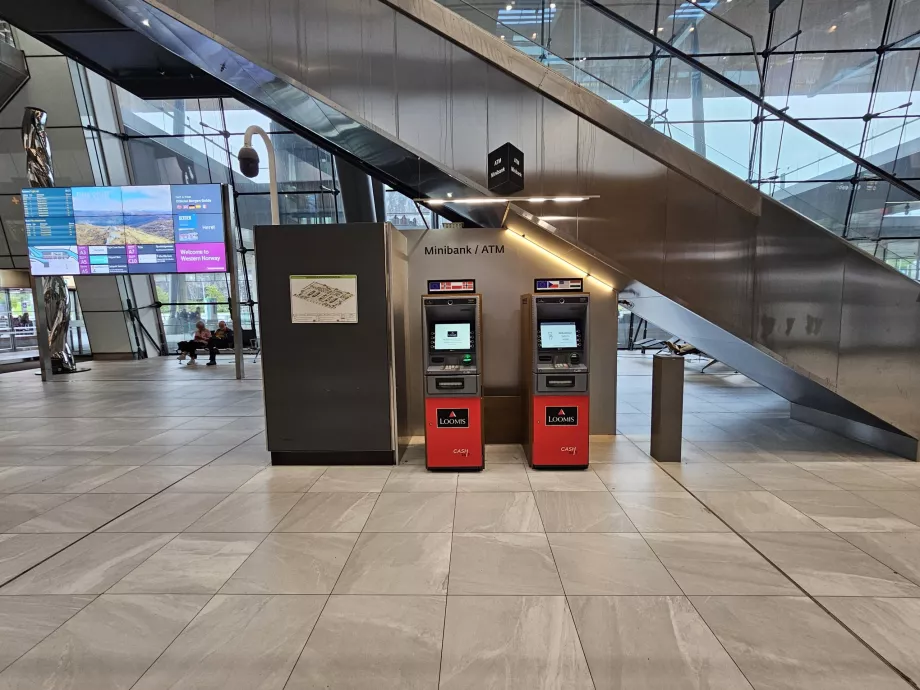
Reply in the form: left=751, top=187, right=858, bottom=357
left=546, top=406, right=578, bottom=426
left=437, top=409, right=469, bottom=428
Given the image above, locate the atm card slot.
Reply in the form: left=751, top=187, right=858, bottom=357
left=435, top=378, right=465, bottom=390
left=546, top=376, right=576, bottom=388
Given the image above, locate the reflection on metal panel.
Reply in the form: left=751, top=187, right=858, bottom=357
left=59, top=0, right=920, bottom=443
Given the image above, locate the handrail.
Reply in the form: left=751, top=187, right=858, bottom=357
left=578, top=0, right=920, bottom=205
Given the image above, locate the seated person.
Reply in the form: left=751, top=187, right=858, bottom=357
left=18, top=312, right=31, bottom=328
left=177, top=321, right=211, bottom=363
left=206, top=320, right=234, bottom=366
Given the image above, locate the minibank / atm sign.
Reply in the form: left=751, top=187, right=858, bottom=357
left=546, top=406, right=578, bottom=426
left=437, top=408, right=469, bottom=428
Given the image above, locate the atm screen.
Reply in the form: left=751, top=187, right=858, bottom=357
left=540, top=321, right=578, bottom=348
left=433, top=323, right=472, bottom=350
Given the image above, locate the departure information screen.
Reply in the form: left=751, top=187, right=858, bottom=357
left=433, top=323, right=472, bottom=350
left=23, top=184, right=227, bottom=276
left=540, top=321, right=577, bottom=348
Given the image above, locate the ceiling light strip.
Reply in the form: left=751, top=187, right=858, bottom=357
left=415, top=195, right=599, bottom=205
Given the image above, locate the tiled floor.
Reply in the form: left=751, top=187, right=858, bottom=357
left=0, top=354, right=918, bottom=688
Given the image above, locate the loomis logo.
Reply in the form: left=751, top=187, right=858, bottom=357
left=545, top=406, right=578, bottom=426
left=437, top=409, right=469, bottom=428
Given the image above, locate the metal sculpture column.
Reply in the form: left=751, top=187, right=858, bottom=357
left=22, top=107, right=76, bottom=375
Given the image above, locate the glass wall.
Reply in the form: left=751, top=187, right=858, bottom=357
left=115, top=90, right=343, bottom=345
left=440, top=0, right=920, bottom=276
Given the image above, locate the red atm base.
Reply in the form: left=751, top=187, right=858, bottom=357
left=531, top=395, right=589, bottom=469
left=425, top=397, right=484, bottom=470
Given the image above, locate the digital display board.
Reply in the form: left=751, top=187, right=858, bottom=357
left=23, top=184, right=227, bottom=276
left=433, top=323, right=472, bottom=351
left=540, top=321, right=577, bottom=348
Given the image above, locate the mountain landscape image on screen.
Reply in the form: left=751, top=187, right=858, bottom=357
left=75, top=215, right=127, bottom=245
left=123, top=214, right=175, bottom=244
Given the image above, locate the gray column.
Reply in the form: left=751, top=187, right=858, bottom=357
left=335, top=156, right=377, bottom=223
left=650, top=353, right=684, bottom=462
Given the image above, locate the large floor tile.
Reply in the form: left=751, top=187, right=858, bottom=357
left=693, top=441, right=784, bottom=463
left=221, top=533, right=357, bottom=594
left=363, top=492, right=455, bottom=532
left=694, top=491, right=824, bottom=532
left=0, top=494, right=75, bottom=532
left=548, top=533, right=681, bottom=595
left=593, top=463, right=681, bottom=491
left=288, top=595, right=445, bottom=689
left=275, top=492, right=378, bottom=532
left=819, top=597, right=920, bottom=686
left=109, top=533, right=263, bottom=594
left=841, top=533, right=920, bottom=585
left=11, top=493, right=150, bottom=533
left=382, top=467, right=458, bottom=492
left=726, top=462, right=841, bottom=491
left=236, top=466, right=326, bottom=492
left=0, top=467, right=71, bottom=493
left=185, top=492, right=301, bottom=532
left=867, top=462, right=920, bottom=485
left=613, top=492, right=729, bottom=532
left=453, top=492, right=543, bottom=532
left=526, top=470, right=608, bottom=492
left=166, top=465, right=264, bottom=492
left=855, top=491, right=920, bottom=527
left=534, top=491, right=636, bottom=532
left=456, top=465, right=531, bottom=492
left=0, top=594, right=208, bottom=690
left=31, top=446, right=125, bottom=466
left=659, top=463, right=761, bottom=491
left=0, top=595, right=94, bottom=672
left=589, top=440, right=654, bottom=464
left=439, top=595, right=594, bottom=690
left=12, top=465, right=138, bottom=494
left=692, top=596, right=911, bottom=690
left=773, top=490, right=920, bottom=532
left=792, top=462, right=915, bottom=491
left=334, top=532, right=451, bottom=594
left=145, top=445, right=228, bottom=466
left=746, top=532, right=920, bottom=596
left=100, top=492, right=228, bottom=532
left=309, top=467, right=391, bottom=492
left=569, top=595, right=753, bottom=689
left=89, top=445, right=180, bottom=465
left=131, top=594, right=326, bottom=690
left=643, top=533, right=798, bottom=595
left=449, top=533, right=563, bottom=595
left=0, top=533, right=83, bottom=584
left=0, top=533, right=175, bottom=595
left=88, top=465, right=198, bottom=493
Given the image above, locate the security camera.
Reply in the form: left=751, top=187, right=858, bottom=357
left=237, top=144, right=260, bottom=178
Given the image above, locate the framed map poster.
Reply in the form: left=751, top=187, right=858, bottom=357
left=289, top=275, right=358, bottom=323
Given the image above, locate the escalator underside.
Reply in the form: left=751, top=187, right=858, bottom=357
left=3, top=0, right=919, bottom=455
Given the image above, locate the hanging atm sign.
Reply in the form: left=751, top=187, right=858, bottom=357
left=437, top=409, right=469, bottom=428
left=546, top=406, right=578, bottom=426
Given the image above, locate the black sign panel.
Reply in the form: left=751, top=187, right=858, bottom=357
left=488, top=143, right=524, bottom=195
left=545, top=406, right=578, bottom=426
left=437, top=408, right=470, bottom=428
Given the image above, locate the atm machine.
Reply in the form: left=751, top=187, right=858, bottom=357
left=522, top=279, right=590, bottom=469
left=422, top=280, right=484, bottom=470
